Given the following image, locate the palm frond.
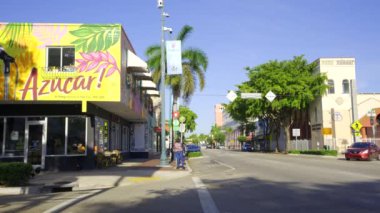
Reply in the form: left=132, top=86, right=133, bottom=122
left=194, top=67, right=205, bottom=90
left=145, top=45, right=161, bottom=57
left=182, top=48, right=208, bottom=70
left=182, top=64, right=195, bottom=101
left=176, top=25, right=193, bottom=43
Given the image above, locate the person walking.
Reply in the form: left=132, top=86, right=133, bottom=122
left=173, top=139, right=185, bottom=169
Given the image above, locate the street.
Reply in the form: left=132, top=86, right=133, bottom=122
left=190, top=149, right=380, bottom=213
left=1, top=149, right=380, bottom=213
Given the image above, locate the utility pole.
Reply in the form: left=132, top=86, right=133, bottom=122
left=350, top=79, right=359, bottom=143
left=158, top=0, right=168, bottom=166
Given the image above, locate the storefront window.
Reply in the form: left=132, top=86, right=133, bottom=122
left=67, top=117, right=86, bottom=155
left=5, top=118, right=25, bottom=157
left=95, top=117, right=109, bottom=152
left=47, top=117, right=65, bottom=155
left=0, top=118, right=3, bottom=155
left=111, top=123, right=121, bottom=151
left=122, top=126, right=129, bottom=152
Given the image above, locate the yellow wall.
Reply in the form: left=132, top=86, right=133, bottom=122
left=0, top=23, right=121, bottom=101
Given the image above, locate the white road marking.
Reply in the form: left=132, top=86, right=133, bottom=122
left=213, top=159, right=236, bottom=172
left=192, top=176, right=219, bottom=213
left=43, top=189, right=101, bottom=213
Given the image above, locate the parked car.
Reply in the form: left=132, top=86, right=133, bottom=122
left=241, top=144, right=252, bottom=152
left=345, top=142, right=380, bottom=161
left=186, top=144, right=201, bottom=152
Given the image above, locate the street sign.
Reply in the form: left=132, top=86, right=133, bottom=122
left=265, top=90, right=276, bottom=102
left=322, top=128, right=332, bottom=135
left=292, top=128, right=300, bottom=137
left=351, top=120, right=362, bottom=131
left=173, top=119, right=179, bottom=126
left=226, top=91, right=237, bottom=102
left=354, top=131, right=361, bottom=137
left=241, top=93, right=262, bottom=99
left=179, top=123, right=186, bottom=133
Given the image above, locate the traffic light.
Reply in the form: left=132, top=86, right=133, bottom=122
left=173, top=111, right=179, bottom=119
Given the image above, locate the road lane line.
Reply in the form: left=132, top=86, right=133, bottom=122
left=213, top=159, right=236, bottom=172
left=43, top=189, right=101, bottom=213
left=192, top=176, right=219, bottom=213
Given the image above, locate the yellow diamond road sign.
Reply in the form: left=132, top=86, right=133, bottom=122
left=351, top=120, right=362, bottom=131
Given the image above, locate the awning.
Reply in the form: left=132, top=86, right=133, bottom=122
left=133, top=72, right=153, bottom=80
left=127, top=50, right=148, bottom=73
left=146, top=90, right=160, bottom=97
left=141, top=80, right=157, bottom=90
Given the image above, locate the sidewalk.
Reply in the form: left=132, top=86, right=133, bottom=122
left=0, top=155, right=191, bottom=195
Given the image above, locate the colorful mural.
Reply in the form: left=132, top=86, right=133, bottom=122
left=0, top=23, right=121, bottom=101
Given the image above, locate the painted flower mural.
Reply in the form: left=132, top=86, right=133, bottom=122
left=0, top=22, right=122, bottom=101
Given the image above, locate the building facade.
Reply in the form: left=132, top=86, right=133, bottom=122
left=222, top=57, right=380, bottom=153
left=310, top=58, right=380, bottom=153
left=0, top=23, right=160, bottom=170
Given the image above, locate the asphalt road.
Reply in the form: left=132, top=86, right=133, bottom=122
left=190, top=149, right=380, bottom=213
left=1, top=150, right=379, bottom=213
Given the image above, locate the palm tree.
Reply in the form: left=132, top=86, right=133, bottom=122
left=145, top=25, right=208, bottom=103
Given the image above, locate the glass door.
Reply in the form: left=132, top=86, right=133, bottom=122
left=27, top=124, right=44, bottom=166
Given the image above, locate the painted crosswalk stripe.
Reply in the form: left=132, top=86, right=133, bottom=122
left=43, top=189, right=101, bottom=213
left=192, top=176, right=219, bottom=213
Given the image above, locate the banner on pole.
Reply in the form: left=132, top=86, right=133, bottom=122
left=166, top=40, right=182, bottom=75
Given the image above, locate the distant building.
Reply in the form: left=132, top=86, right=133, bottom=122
left=214, top=104, right=224, bottom=127
left=222, top=109, right=240, bottom=149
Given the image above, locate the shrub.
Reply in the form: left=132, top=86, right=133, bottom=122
left=187, top=151, right=202, bottom=158
left=237, top=135, right=247, bottom=143
left=288, top=150, right=337, bottom=156
left=0, top=162, right=33, bottom=186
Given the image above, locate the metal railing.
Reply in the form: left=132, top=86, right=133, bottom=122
left=289, top=139, right=311, bottom=151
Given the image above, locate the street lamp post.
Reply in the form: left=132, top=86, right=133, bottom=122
left=158, top=0, right=169, bottom=166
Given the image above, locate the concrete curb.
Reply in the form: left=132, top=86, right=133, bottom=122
left=0, top=185, right=42, bottom=195
left=0, top=166, right=192, bottom=195
left=287, top=153, right=343, bottom=159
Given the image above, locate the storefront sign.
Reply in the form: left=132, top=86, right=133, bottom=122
left=0, top=23, right=122, bottom=101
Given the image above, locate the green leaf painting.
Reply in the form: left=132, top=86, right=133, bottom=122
left=0, top=23, right=33, bottom=48
left=70, top=24, right=120, bottom=53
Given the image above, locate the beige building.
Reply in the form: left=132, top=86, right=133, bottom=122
left=310, top=58, right=380, bottom=153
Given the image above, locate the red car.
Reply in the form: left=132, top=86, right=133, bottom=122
left=345, top=142, right=380, bottom=161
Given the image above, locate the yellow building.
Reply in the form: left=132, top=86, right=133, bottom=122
left=0, top=23, right=160, bottom=170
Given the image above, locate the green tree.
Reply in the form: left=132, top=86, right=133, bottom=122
left=237, top=135, right=247, bottom=143
left=198, top=134, right=208, bottom=144
left=225, top=56, right=328, bottom=152
left=187, top=134, right=200, bottom=145
left=210, top=125, right=226, bottom=146
left=145, top=25, right=208, bottom=103
left=179, top=106, right=198, bottom=133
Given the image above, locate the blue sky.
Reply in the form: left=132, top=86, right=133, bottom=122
left=2, top=0, right=380, bottom=134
